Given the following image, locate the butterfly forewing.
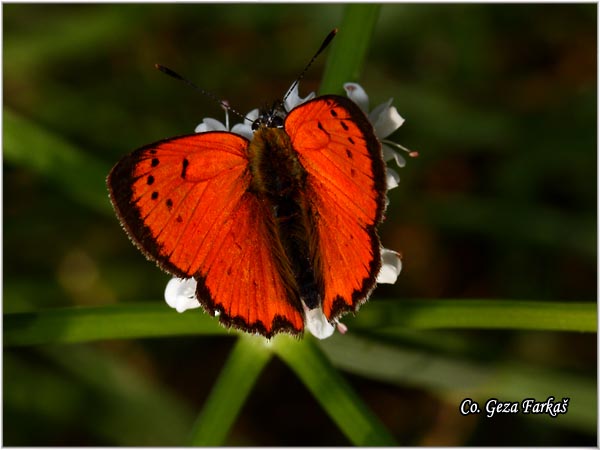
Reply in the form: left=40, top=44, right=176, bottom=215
left=107, top=132, right=304, bottom=337
left=285, top=95, right=386, bottom=320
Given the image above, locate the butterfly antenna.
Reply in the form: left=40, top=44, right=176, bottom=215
left=282, top=28, right=338, bottom=105
left=154, top=64, right=248, bottom=122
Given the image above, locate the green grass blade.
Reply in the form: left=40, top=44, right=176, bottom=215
left=320, top=333, right=596, bottom=434
left=348, top=299, right=597, bottom=332
left=273, top=337, right=397, bottom=445
left=4, top=303, right=228, bottom=346
left=189, top=335, right=273, bottom=445
left=5, top=299, right=595, bottom=347
left=484, top=362, right=596, bottom=434
left=3, top=109, right=112, bottom=215
left=319, top=4, right=381, bottom=95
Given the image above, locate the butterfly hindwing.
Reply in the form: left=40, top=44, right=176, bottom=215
left=285, top=95, right=386, bottom=321
left=107, top=132, right=304, bottom=337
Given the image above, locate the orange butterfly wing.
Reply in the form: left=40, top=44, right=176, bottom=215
left=108, top=132, right=304, bottom=337
left=285, top=96, right=386, bottom=321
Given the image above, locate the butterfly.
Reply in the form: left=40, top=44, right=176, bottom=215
left=107, top=30, right=401, bottom=339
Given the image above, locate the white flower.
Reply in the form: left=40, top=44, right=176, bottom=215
left=344, top=82, right=407, bottom=190
left=164, top=277, right=201, bottom=313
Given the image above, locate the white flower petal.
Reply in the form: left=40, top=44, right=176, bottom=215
left=302, top=302, right=335, bottom=339
left=227, top=108, right=260, bottom=139
left=371, top=102, right=404, bottom=139
left=343, top=82, right=369, bottom=113
left=231, top=123, right=254, bottom=140
left=377, top=248, right=402, bottom=284
left=165, top=277, right=201, bottom=313
left=368, top=98, right=391, bottom=123
left=386, top=167, right=401, bottom=190
left=195, top=118, right=227, bottom=133
left=284, top=84, right=316, bottom=111
left=245, top=108, right=260, bottom=122
left=383, top=144, right=407, bottom=168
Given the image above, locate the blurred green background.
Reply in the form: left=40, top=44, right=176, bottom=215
left=3, top=3, right=596, bottom=446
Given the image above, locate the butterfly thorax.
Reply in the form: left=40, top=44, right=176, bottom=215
left=248, top=127, right=306, bottom=198
left=247, top=126, right=323, bottom=310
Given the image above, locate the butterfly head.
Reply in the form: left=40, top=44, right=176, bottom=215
left=251, top=100, right=288, bottom=131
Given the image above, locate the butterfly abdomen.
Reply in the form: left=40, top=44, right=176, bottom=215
left=247, top=127, right=323, bottom=310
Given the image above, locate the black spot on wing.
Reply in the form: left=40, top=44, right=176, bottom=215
left=181, top=158, right=189, bottom=179
left=317, top=121, right=331, bottom=136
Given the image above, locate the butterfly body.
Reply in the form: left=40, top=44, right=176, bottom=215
left=108, top=94, right=386, bottom=338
